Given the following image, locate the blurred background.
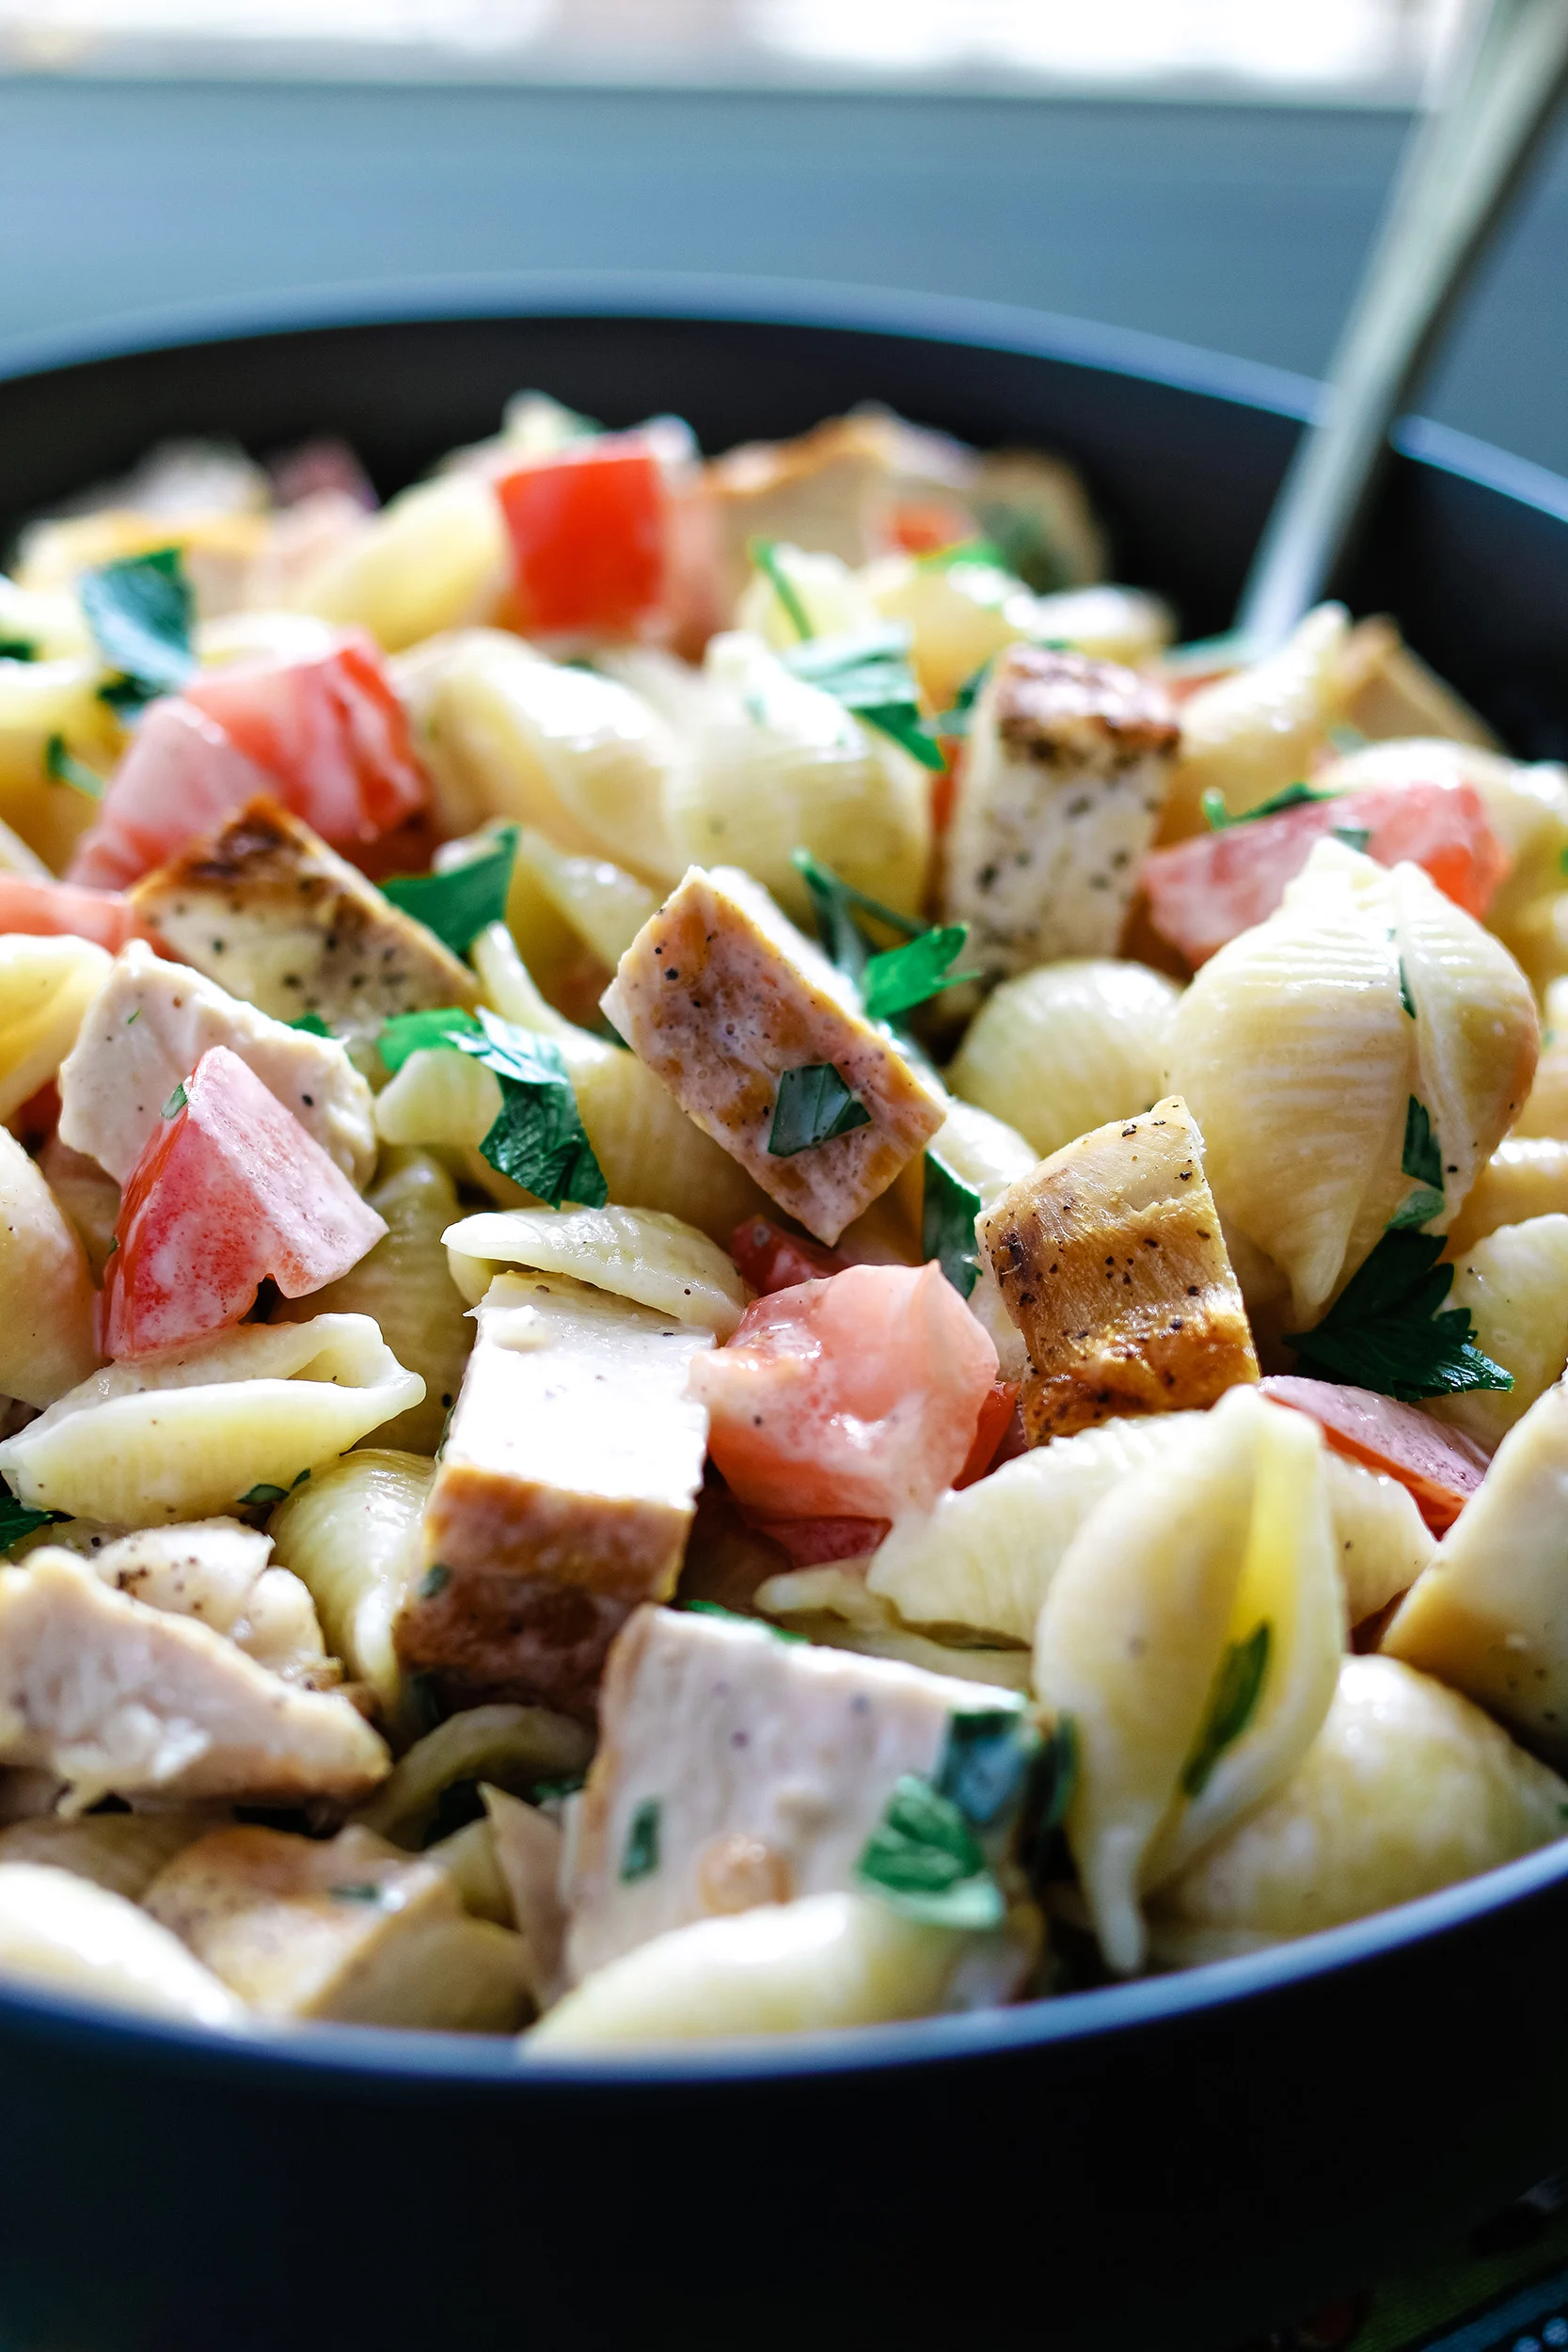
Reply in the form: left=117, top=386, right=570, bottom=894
left=1, top=0, right=1565, bottom=474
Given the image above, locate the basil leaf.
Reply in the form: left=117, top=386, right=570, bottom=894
left=381, top=826, right=518, bottom=959
left=856, top=1772, right=1006, bottom=1929
left=376, top=1006, right=482, bottom=1075
left=0, top=1496, right=67, bottom=1555
left=1286, top=1229, right=1513, bottom=1403
left=923, top=1151, right=982, bottom=1298
left=619, top=1798, right=661, bottom=1883
left=1201, top=780, right=1335, bottom=832
left=79, top=546, right=195, bottom=711
left=783, top=626, right=944, bottom=773
left=1182, top=1622, right=1271, bottom=1798
left=1402, top=1097, right=1444, bottom=1190
left=455, top=1009, right=608, bottom=1208
left=768, top=1063, right=871, bottom=1158
left=747, top=536, right=814, bottom=642
left=44, top=734, right=103, bottom=800
left=289, top=1011, right=333, bottom=1037
left=938, top=1706, right=1037, bottom=1829
left=862, top=926, right=975, bottom=1024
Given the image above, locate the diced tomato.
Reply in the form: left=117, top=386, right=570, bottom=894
left=886, top=500, right=975, bottom=557
left=69, top=628, right=428, bottom=890
left=955, top=1380, right=1022, bottom=1489
left=7, top=1080, right=58, bottom=1147
left=101, top=1044, right=386, bottom=1359
left=0, top=873, right=151, bottom=955
left=494, top=437, right=671, bottom=641
left=729, top=1216, right=847, bottom=1296
left=736, top=1512, right=891, bottom=1567
left=1259, top=1375, right=1491, bottom=1535
left=1142, top=781, right=1509, bottom=967
left=690, top=1261, right=999, bottom=1521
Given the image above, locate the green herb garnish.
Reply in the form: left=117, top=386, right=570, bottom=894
left=0, top=1496, right=67, bottom=1555
left=381, top=826, right=518, bottom=960
left=238, top=1483, right=289, bottom=1506
left=418, top=1564, right=451, bottom=1601
left=747, top=536, right=813, bottom=643
left=915, top=535, right=1011, bottom=575
left=790, top=849, right=923, bottom=991
left=768, top=1063, right=871, bottom=1158
left=1285, top=1230, right=1513, bottom=1403
left=376, top=1006, right=482, bottom=1075
left=161, top=1080, right=188, bottom=1119
left=79, top=546, right=195, bottom=711
left=1200, top=781, right=1335, bottom=832
left=856, top=1772, right=1005, bottom=1929
left=972, top=498, right=1075, bottom=595
left=1386, top=1097, right=1447, bottom=1231
left=1399, top=958, right=1416, bottom=1019
left=862, top=925, right=975, bottom=1024
left=532, top=1772, right=587, bottom=1804
left=938, top=659, right=992, bottom=738
left=0, top=637, right=36, bottom=662
left=680, top=1598, right=806, bottom=1644
left=1331, top=825, right=1371, bottom=852
left=290, top=1010, right=333, bottom=1037
left=44, top=734, right=103, bottom=799
left=328, top=1883, right=388, bottom=1906
left=619, top=1798, right=661, bottom=1883
left=922, top=1150, right=982, bottom=1298
left=937, top=1706, right=1037, bottom=1829
left=784, top=626, right=944, bottom=772
left=453, top=1009, right=608, bottom=1208
left=1182, top=1622, right=1271, bottom=1798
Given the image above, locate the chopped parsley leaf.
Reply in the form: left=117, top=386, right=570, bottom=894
left=923, top=1151, right=982, bottom=1298
left=161, top=1080, right=188, bottom=1119
left=381, top=826, right=518, bottom=960
left=768, top=1063, right=871, bottom=1157
left=1201, top=780, right=1335, bottom=832
left=532, top=1772, right=587, bottom=1804
left=1386, top=1185, right=1446, bottom=1232
left=290, top=1011, right=333, bottom=1037
left=238, top=1483, right=289, bottom=1506
left=1399, top=958, right=1417, bottom=1019
left=1285, top=1229, right=1513, bottom=1403
left=0, top=637, right=36, bottom=662
left=790, top=848, right=924, bottom=992
left=938, top=659, right=992, bottom=737
left=453, top=1009, right=608, bottom=1208
left=44, top=734, right=103, bottom=799
left=1182, top=1622, right=1271, bottom=1798
left=1331, top=825, right=1371, bottom=852
left=937, top=1706, right=1037, bottom=1829
left=328, top=1883, right=388, bottom=1906
left=784, top=625, right=944, bottom=772
left=914, top=535, right=1011, bottom=575
left=79, top=546, right=195, bottom=712
left=862, top=925, right=975, bottom=1024
left=619, top=1798, right=661, bottom=1883
left=856, top=1772, right=1005, bottom=1929
left=376, top=1006, right=482, bottom=1075
left=747, top=536, right=814, bottom=643
left=972, top=498, right=1075, bottom=595
left=0, top=1496, right=67, bottom=1555
left=418, top=1564, right=451, bottom=1601
left=1022, top=1715, right=1079, bottom=1891
left=680, top=1597, right=806, bottom=1644
left=1402, top=1097, right=1444, bottom=1190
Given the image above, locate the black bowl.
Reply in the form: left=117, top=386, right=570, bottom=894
left=2, top=278, right=1567, bottom=2352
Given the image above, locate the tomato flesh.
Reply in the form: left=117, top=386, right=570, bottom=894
left=736, top=1513, right=892, bottom=1567
left=495, top=438, right=670, bottom=641
left=691, top=1261, right=999, bottom=1521
left=1259, top=1375, right=1490, bottom=1535
left=1142, top=781, right=1508, bottom=967
left=729, top=1216, right=847, bottom=1296
left=0, top=874, right=150, bottom=955
left=102, top=1044, right=386, bottom=1359
left=70, top=628, right=428, bottom=889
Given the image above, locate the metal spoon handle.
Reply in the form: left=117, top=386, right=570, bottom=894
left=1234, top=0, right=1568, bottom=654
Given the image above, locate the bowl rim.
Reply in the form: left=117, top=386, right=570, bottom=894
left=1, top=269, right=1566, bottom=2091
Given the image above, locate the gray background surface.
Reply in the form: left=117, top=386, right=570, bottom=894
left=2, top=76, right=1566, bottom=474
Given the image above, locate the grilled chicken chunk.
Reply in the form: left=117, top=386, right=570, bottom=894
left=87, top=1518, right=335, bottom=1688
left=942, top=645, right=1179, bottom=983
left=601, top=865, right=944, bottom=1247
left=979, top=1095, right=1259, bottom=1444
left=128, top=796, right=479, bottom=1042
left=0, top=1549, right=388, bottom=1807
left=57, top=939, right=376, bottom=1186
left=398, top=1273, right=713, bottom=1722
left=564, top=1601, right=1034, bottom=1981
left=143, top=1821, right=530, bottom=2028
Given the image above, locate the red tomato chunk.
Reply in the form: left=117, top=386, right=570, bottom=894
left=1142, top=781, right=1508, bottom=967
left=102, top=1045, right=386, bottom=1359
left=70, top=627, right=428, bottom=888
left=691, top=1261, right=999, bottom=1522
left=495, top=437, right=671, bottom=641
left=729, top=1216, right=848, bottom=1296
left=1259, top=1375, right=1490, bottom=1536
left=0, top=875, right=150, bottom=956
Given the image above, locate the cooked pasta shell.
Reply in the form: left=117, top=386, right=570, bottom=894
left=1429, top=1214, right=1568, bottom=1451
left=0, top=1314, right=423, bottom=1526
left=0, top=1810, right=211, bottom=1902
left=1165, top=840, right=1410, bottom=1321
left=0, top=933, right=112, bottom=1125
left=1321, top=1453, right=1434, bottom=1629
left=736, top=545, right=880, bottom=651
left=353, top=1703, right=592, bottom=1849
left=0, top=1861, right=241, bottom=2025
left=663, top=631, right=930, bottom=928
left=289, top=470, right=508, bottom=652
left=1160, top=603, right=1348, bottom=841
left=946, top=959, right=1181, bottom=1160
left=514, top=827, right=659, bottom=971
left=275, top=1150, right=472, bottom=1455
left=445, top=1202, right=752, bottom=1337
left=0, top=656, right=121, bottom=870
left=1447, top=1137, right=1568, bottom=1254
left=267, top=1447, right=434, bottom=1735
left=530, top=1890, right=1031, bottom=2049
left=1033, top=1386, right=1343, bottom=1973
left=1146, top=1656, right=1568, bottom=1964
left=0, top=1126, right=100, bottom=1406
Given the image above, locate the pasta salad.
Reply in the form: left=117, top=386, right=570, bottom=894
left=0, top=392, right=1561, bottom=2045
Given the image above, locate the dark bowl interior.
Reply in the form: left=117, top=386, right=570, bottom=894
left=1, top=279, right=1566, bottom=2352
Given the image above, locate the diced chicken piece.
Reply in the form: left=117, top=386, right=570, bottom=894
left=942, top=645, right=1179, bottom=983
left=56, top=939, right=376, bottom=1186
left=399, top=1273, right=714, bottom=1722
left=0, top=1549, right=388, bottom=1806
left=143, top=1822, right=529, bottom=2028
left=705, top=415, right=902, bottom=609
left=564, top=1600, right=1034, bottom=1981
left=601, top=866, right=944, bottom=1247
left=979, top=1094, right=1259, bottom=1444
left=0, top=1862, right=242, bottom=2026
left=127, top=796, right=479, bottom=1041
left=87, top=1518, right=335, bottom=1687
left=0, top=1809, right=213, bottom=1902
